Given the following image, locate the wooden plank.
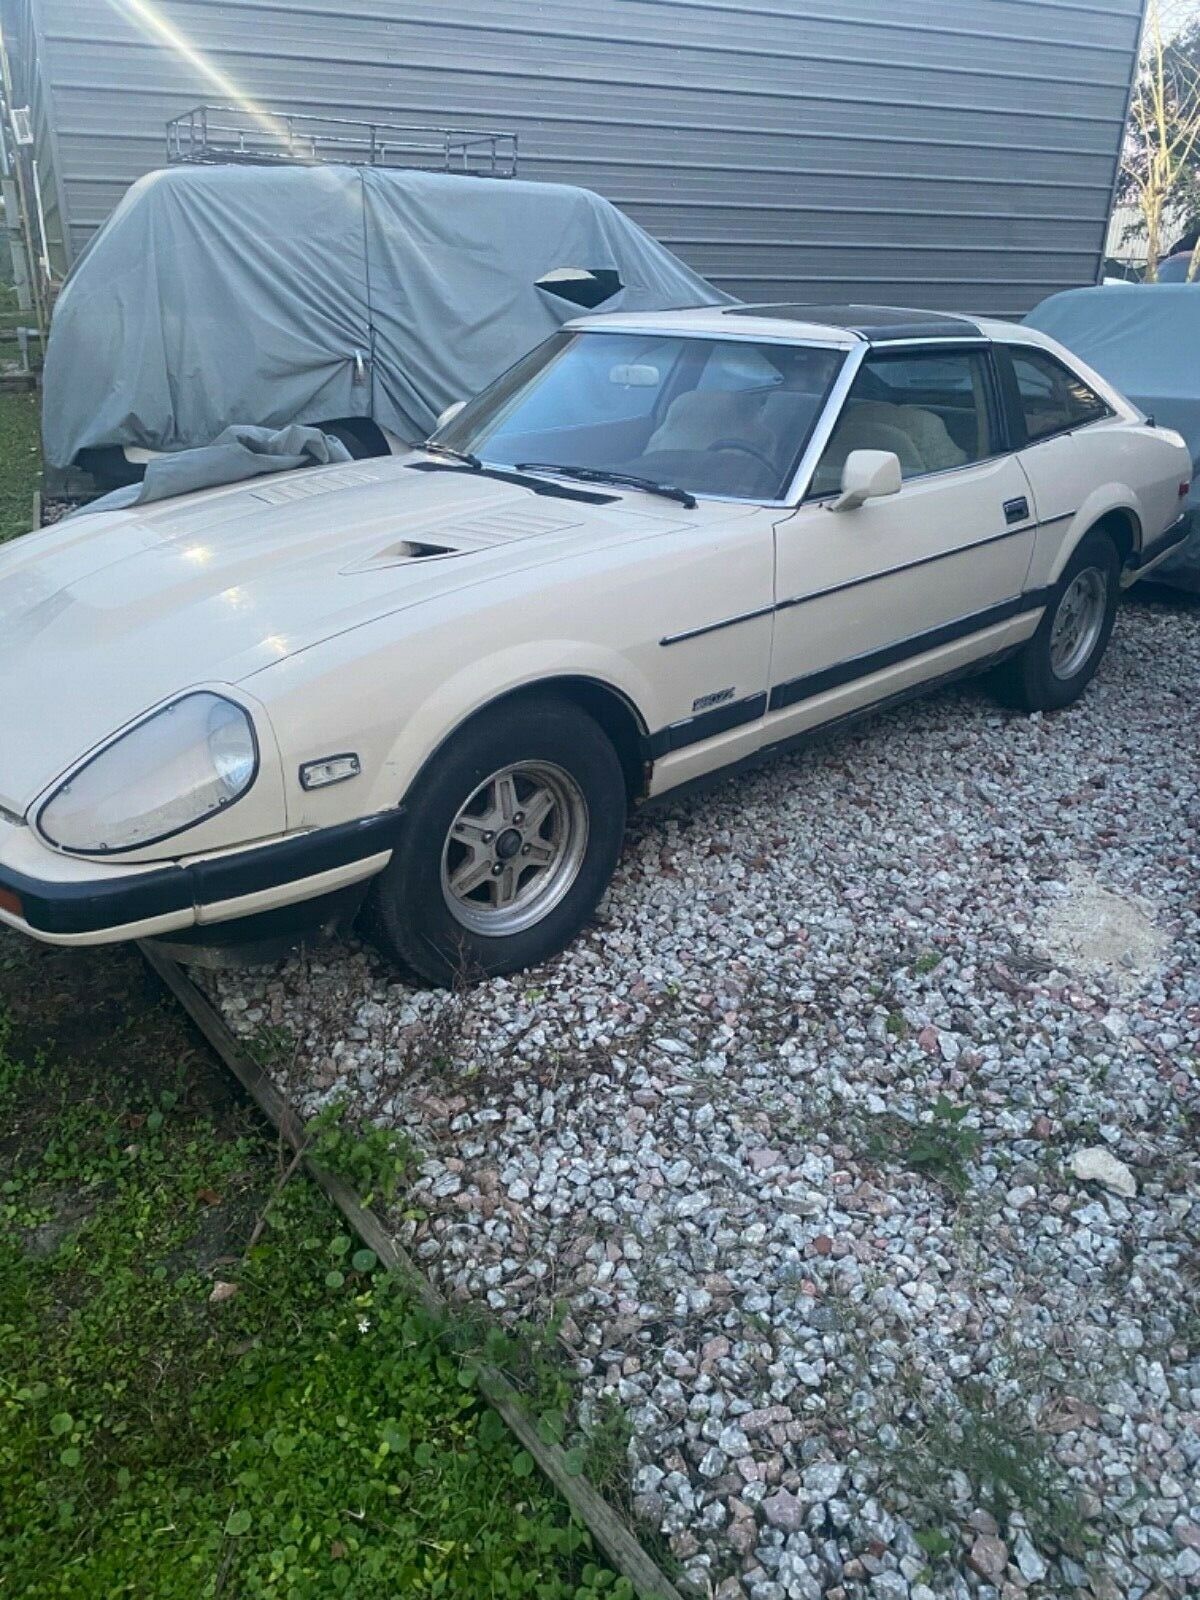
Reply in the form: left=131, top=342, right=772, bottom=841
left=139, top=940, right=683, bottom=1600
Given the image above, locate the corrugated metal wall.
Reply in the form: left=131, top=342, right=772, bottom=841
left=3, top=0, right=1146, bottom=315
left=1, top=0, right=68, bottom=275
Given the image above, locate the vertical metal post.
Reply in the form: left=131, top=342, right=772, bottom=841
left=2, top=177, right=33, bottom=313
left=30, top=158, right=52, bottom=282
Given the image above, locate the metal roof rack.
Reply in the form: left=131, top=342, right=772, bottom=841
left=166, top=105, right=517, bottom=177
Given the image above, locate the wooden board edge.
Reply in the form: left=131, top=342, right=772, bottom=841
left=138, top=940, right=684, bottom=1600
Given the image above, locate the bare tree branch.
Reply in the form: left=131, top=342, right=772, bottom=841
left=1121, top=0, right=1200, bottom=277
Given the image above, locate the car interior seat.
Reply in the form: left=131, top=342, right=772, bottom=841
left=812, top=398, right=967, bottom=493
left=645, top=390, right=781, bottom=462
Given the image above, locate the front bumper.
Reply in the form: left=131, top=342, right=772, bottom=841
left=0, top=809, right=403, bottom=945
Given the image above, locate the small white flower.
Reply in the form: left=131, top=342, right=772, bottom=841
left=357, top=1316, right=371, bottom=1334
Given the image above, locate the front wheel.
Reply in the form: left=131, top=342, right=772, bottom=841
left=369, top=696, right=627, bottom=984
left=993, top=528, right=1119, bottom=711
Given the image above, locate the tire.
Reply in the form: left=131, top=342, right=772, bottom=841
left=993, top=527, right=1120, bottom=712
left=369, top=695, right=627, bottom=985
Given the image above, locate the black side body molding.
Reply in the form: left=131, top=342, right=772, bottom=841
left=644, top=693, right=768, bottom=759
left=649, top=590, right=1052, bottom=755
left=768, top=590, right=1053, bottom=713
left=641, top=646, right=1020, bottom=811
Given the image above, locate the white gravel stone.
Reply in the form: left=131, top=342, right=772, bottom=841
left=1070, top=1146, right=1138, bottom=1197
left=1012, top=1530, right=1048, bottom=1582
left=801, top=1463, right=845, bottom=1501
left=203, top=601, right=1200, bottom=1600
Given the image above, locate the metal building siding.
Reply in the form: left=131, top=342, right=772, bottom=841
left=2, top=0, right=72, bottom=271
left=8, top=0, right=1145, bottom=315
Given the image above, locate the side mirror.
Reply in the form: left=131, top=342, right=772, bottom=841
left=434, top=400, right=467, bottom=430
left=830, top=449, right=902, bottom=512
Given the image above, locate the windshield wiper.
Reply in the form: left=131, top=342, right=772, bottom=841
left=515, top=462, right=697, bottom=509
left=424, top=441, right=483, bottom=470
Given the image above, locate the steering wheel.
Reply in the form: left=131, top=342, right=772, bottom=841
left=708, top=438, right=778, bottom=475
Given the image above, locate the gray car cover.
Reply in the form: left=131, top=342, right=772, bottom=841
left=1024, top=285, right=1200, bottom=592
left=42, top=164, right=732, bottom=470
left=69, top=425, right=352, bottom=517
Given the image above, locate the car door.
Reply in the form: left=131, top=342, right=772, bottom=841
left=765, top=342, right=1039, bottom=740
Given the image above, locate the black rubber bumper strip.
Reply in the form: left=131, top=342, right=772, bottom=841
left=0, top=809, right=406, bottom=937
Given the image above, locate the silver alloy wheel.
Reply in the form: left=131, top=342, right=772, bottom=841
left=1049, top=567, right=1108, bottom=681
left=439, top=760, right=590, bottom=937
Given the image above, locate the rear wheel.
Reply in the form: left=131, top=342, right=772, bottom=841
left=993, top=528, right=1119, bottom=711
left=370, top=696, right=626, bottom=984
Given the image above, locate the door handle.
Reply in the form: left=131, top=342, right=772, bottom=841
left=1004, top=496, right=1030, bottom=525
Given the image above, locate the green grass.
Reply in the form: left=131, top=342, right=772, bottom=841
left=0, top=388, right=40, bottom=544
left=0, top=937, right=628, bottom=1599
left=887, top=1382, right=1092, bottom=1566
left=866, top=1096, right=982, bottom=1196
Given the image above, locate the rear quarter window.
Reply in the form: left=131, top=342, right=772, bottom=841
left=1010, top=347, right=1112, bottom=444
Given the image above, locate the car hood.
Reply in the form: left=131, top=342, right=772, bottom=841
left=0, top=457, right=679, bottom=813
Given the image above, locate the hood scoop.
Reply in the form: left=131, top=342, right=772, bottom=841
left=339, top=504, right=584, bottom=575
left=340, top=538, right=457, bottom=574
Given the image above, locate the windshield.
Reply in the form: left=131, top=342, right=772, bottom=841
left=432, top=331, right=846, bottom=500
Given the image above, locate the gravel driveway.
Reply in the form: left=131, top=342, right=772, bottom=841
left=206, top=597, right=1200, bottom=1600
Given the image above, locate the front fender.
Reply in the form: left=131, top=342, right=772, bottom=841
left=252, top=621, right=659, bottom=831
left=365, top=640, right=655, bottom=815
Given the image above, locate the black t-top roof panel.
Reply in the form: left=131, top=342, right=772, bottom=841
left=722, top=303, right=984, bottom=341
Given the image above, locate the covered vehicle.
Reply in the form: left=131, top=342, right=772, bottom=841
left=1025, top=285, right=1200, bottom=590
left=42, top=163, right=730, bottom=480
left=2, top=305, right=1189, bottom=983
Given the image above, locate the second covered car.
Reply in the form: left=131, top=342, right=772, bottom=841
left=1, top=305, right=1190, bottom=981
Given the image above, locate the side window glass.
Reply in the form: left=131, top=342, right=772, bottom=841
left=1011, top=348, right=1110, bottom=444
left=810, top=348, right=993, bottom=496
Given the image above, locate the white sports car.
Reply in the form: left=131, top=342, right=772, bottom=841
left=1, top=305, right=1190, bottom=982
